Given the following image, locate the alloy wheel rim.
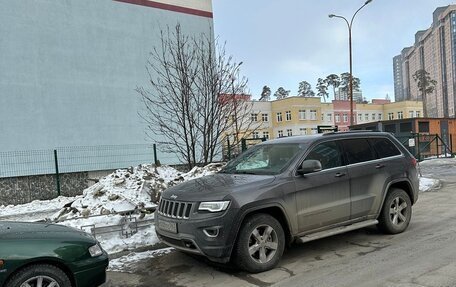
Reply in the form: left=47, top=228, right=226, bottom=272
left=20, top=276, right=60, bottom=287
left=389, top=196, right=408, bottom=226
left=248, top=224, right=279, bottom=264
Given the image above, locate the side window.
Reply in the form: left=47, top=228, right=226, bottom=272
left=305, top=141, right=342, bottom=170
left=341, top=139, right=376, bottom=164
left=369, top=138, right=401, bottom=158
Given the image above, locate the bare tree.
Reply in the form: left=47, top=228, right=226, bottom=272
left=137, top=25, right=257, bottom=168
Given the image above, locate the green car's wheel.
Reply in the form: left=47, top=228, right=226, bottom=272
left=7, top=264, right=72, bottom=287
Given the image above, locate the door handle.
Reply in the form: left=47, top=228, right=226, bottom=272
left=335, top=172, right=346, bottom=177
left=376, top=164, right=385, bottom=169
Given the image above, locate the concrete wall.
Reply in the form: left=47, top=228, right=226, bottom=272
left=0, top=172, right=88, bottom=206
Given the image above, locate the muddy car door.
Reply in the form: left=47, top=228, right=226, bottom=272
left=294, top=140, right=350, bottom=233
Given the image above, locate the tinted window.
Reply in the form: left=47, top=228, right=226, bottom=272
left=369, top=138, right=401, bottom=158
left=305, top=141, right=342, bottom=170
left=341, top=139, right=376, bottom=164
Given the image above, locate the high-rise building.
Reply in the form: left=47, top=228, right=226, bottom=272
left=394, top=5, right=456, bottom=118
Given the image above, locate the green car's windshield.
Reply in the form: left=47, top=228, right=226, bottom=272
left=221, top=143, right=307, bottom=175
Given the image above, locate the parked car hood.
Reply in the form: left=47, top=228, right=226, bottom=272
left=163, top=172, right=276, bottom=201
left=0, top=221, right=95, bottom=242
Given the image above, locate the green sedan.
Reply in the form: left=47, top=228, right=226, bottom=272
left=0, top=221, right=109, bottom=287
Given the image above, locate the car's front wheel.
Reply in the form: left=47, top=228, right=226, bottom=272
left=233, top=213, right=285, bottom=273
left=378, top=188, right=412, bottom=234
left=6, top=264, right=72, bottom=287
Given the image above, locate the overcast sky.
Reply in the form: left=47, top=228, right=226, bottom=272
left=212, top=0, right=455, bottom=101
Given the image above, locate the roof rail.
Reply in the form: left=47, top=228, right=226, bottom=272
left=322, top=130, right=375, bottom=136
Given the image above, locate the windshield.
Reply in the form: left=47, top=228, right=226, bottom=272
left=221, top=143, right=307, bottom=175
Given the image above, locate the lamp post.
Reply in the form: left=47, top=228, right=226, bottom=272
left=329, top=0, right=373, bottom=127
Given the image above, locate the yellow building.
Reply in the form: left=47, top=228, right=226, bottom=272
left=243, top=97, right=423, bottom=140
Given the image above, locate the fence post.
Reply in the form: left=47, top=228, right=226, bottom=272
left=153, top=144, right=158, bottom=165
left=416, top=134, right=421, bottom=161
left=451, top=134, right=454, bottom=156
left=436, top=134, right=439, bottom=158
left=227, top=138, right=231, bottom=160
left=241, top=138, right=247, bottom=152
left=54, top=149, right=61, bottom=197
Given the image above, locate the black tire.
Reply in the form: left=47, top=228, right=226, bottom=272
left=233, top=213, right=285, bottom=273
left=378, top=188, right=412, bottom=234
left=6, top=264, right=72, bottom=287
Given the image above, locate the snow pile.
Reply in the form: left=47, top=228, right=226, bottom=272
left=53, top=163, right=224, bottom=221
left=419, top=177, right=441, bottom=192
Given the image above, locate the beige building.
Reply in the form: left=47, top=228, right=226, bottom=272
left=394, top=5, right=456, bottom=118
left=240, top=97, right=423, bottom=140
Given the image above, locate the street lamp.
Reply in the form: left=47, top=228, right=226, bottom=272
left=329, top=0, right=373, bottom=127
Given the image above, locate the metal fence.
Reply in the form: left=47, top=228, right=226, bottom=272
left=0, top=144, right=179, bottom=179
left=396, top=133, right=454, bottom=161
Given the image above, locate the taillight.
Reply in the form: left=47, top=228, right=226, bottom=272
left=411, top=157, right=417, bottom=167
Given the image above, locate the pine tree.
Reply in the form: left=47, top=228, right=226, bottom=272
left=325, top=74, right=340, bottom=100
left=316, top=78, right=329, bottom=102
left=274, top=87, right=290, bottom=100
left=413, top=69, right=436, bottom=117
left=339, top=72, right=361, bottom=95
left=259, top=85, right=271, bottom=101
left=297, top=81, right=315, bottom=97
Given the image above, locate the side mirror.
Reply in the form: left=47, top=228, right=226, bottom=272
left=297, top=160, right=322, bottom=175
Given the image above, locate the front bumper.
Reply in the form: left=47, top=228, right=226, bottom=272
left=155, top=208, right=239, bottom=263
left=73, top=252, right=109, bottom=287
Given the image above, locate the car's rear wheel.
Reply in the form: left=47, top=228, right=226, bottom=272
left=7, top=264, right=72, bottom=287
left=233, top=213, right=285, bottom=273
left=378, top=188, right=412, bottom=234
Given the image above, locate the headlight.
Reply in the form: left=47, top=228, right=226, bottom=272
left=198, top=201, right=230, bottom=212
left=88, top=244, right=103, bottom=257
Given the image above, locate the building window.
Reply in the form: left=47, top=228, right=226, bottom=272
left=398, top=111, right=403, bottom=119
left=372, top=113, right=376, bottom=120
left=409, top=111, right=414, bottom=118
left=286, top=111, right=292, bottom=121
left=416, top=111, right=421, bottom=118
left=299, top=128, right=307, bottom=135
left=277, top=112, right=282, bottom=122
left=343, top=113, right=348, bottom=122
left=321, top=114, right=324, bottom=121
left=378, top=113, right=383, bottom=120
left=364, top=114, right=369, bottom=121
left=251, top=113, right=258, bottom=122
left=327, top=113, right=332, bottom=122
left=287, top=129, right=293, bottom=136
left=335, top=114, right=340, bottom=122
left=299, top=109, right=306, bottom=120
left=263, top=131, right=269, bottom=139
left=262, top=113, right=269, bottom=122
left=252, top=131, right=259, bottom=139
left=388, top=113, right=394, bottom=120
left=418, top=121, right=430, bottom=133
left=310, top=110, right=317, bottom=120
left=311, top=128, right=318, bottom=134
left=278, top=130, right=283, bottom=137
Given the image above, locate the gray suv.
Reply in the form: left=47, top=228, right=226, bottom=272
left=155, top=132, right=419, bottom=273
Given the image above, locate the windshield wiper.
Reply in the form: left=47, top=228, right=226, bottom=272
left=233, top=171, right=257, bottom=175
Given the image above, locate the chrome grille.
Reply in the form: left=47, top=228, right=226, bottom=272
left=158, top=199, right=193, bottom=219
